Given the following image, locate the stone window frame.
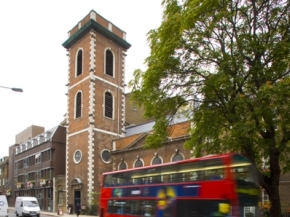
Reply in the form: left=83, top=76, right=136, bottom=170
left=75, top=48, right=83, bottom=77
left=171, top=153, right=184, bottom=162
left=104, top=91, right=113, bottom=119
left=104, top=48, right=114, bottom=77
left=73, top=150, right=82, bottom=164
left=75, top=91, right=82, bottom=119
left=118, top=161, right=128, bottom=170
left=101, top=149, right=112, bottom=164
left=133, top=158, right=144, bottom=168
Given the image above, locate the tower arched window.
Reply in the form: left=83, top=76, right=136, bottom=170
left=76, top=50, right=83, bottom=76
left=104, top=92, right=113, bottom=118
left=75, top=92, right=82, bottom=118
left=105, top=49, right=113, bottom=76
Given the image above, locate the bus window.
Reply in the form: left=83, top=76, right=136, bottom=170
left=176, top=199, right=230, bottom=217
left=152, top=175, right=162, bottom=183
left=107, top=200, right=155, bottom=216
left=204, top=168, right=224, bottom=180
left=170, top=173, right=184, bottom=182
left=230, top=154, right=257, bottom=183
left=189, top=171, right=199, bottom=181
left=104, top=174, right=113, bottom=187
left=202, top=159, right=225, bottom=180
left=177, top=161, right=203, bottom=181
left=232, top=166, right=251, bottom=181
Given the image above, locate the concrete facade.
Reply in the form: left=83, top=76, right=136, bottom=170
left=15, top=125, right=45, bottom=144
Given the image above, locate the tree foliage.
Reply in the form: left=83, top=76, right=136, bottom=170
left=129, top=0, right=290, bottom=216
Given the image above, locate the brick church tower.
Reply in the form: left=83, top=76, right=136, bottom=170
left=62, top=10, right=131, bottom=207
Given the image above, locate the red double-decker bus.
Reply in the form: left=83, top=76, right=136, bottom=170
left=99, top=153, right=259, bottom=217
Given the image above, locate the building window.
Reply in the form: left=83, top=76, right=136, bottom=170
left=172, top=154, right=184, bottom=162
left=105, top=49, right=113, bottom=76
left=134, top=159, right=143, bottom=168
left=101, top=150, right=111, bottom=164
left=104, top=92, right=113, bottom=118
left=35, top=153, right=42, bottom=164
left=152, top=157, right=162, bottom=165
left=132, top=102, right=137, bottom=111
left=75, top=92, right=82, bottom=118
left=58, top=191, right=64, bottom=205
left=76, top=49, right=83, bottom=76
left=23, top=158, right=29, bottom=168
left=119, top=162, right=127, bottom=170
left=262, top=189, right=270, bottom=205
left=74, top=150, right=82, bottom=164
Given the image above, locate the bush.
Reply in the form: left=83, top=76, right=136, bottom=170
left=81, top=204, right=98, bottom=216
left=80, top=191, right=99, bottom=216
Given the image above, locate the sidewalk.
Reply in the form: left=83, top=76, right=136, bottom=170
left=9, top=208, right=94, bottom=217
left=40, top=210, right=94, bottom=217
left=40, top=210, right=71, bottom=217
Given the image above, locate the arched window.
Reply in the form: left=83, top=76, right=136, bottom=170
left=76, top=50, right=83, bottom=76
left=119, top=162, right=127, bottom=170
left=105, top=92, right=113, bottom=118
left=152, top=157, right=162, bottom=165
left=134, top=159, right=143, bottom=168
left=75, top=92, right=82, bottom=118
left=172, top=154, right=184, bottom=162
left=105, top=50, right=113, bottom=76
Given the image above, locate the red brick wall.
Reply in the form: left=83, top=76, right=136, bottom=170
left=66, top=10, right=127, bottom=207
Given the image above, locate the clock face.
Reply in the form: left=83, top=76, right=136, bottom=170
left=74, top=150, right=82, bottom=164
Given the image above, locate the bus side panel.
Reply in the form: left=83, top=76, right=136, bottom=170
left=200, top=181, right=234, bottom=199
left=99, top=188, right=112, bottom=217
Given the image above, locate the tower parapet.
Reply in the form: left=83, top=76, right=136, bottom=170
left=63, top=10, right=131, bottom=50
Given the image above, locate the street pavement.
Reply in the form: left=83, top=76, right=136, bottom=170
left=41, top=210, right=73, bottom=217
left=9, top=208, right=94, bottom=217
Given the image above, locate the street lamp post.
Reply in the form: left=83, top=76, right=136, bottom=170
left=0, top=85, right=23, bottom=92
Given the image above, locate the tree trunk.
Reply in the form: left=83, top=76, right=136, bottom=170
left=268, top=149, right=281, bottom=217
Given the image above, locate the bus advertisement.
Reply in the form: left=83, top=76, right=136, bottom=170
left=99, top=153, right=259, bottom=217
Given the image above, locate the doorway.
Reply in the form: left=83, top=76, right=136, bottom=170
left=74, top=190, right=81, bottom=209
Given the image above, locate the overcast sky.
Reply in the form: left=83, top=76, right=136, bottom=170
left=0, top=0, right=163, bottom=156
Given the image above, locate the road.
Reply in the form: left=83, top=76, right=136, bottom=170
left=8, top=208, right=17, bottom=217
left=8, top=208, right=54, bottom=217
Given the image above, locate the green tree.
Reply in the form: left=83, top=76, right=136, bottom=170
left=129, top=0, right=290, bottom=216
